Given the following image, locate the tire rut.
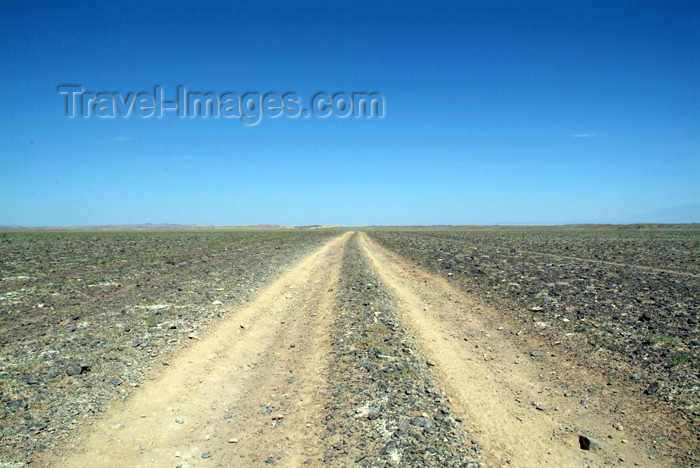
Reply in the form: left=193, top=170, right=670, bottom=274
left=40, top=233, right=351, bottom=467
left=359, top=232, right=696, bottom=467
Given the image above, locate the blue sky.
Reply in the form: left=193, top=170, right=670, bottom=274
left=1, top=0, right=698, bottom=226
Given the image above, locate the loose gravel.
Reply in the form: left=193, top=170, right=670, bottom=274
left=320, top=234, right=481, bottom=467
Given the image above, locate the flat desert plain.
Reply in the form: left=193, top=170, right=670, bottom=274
left=0, top=227, right=698, bottom=467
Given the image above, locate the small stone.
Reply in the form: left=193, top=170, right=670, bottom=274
left=27, top=422, right=46, bottom=435
left=7, top=399, right=28, bottom=412
left=228, top=438, right=239, bottom=443
left=380, top=440, right=398, bottom=455
left=175, top=417, right=185, bottom=424
left=579, top=435, right=602, bottom=451
left=645, top=381, right=660, bottom=395
left=530, top=350, right=541, bottom=357
left=410, top=416, right=429, bottom=427
left=212, top=300, right=223, bottom=305
left=240, top=323, right=249, bottom=329
left=202, top=452, right=212, bottom=458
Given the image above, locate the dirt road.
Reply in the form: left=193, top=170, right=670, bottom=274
left=41, top=232, right=695, bottom=467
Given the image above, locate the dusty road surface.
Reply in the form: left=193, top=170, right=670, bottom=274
left=39, top=231, right=696, bottom=467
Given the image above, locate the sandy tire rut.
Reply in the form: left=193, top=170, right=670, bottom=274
left=40, top=231, right=695, bottom=467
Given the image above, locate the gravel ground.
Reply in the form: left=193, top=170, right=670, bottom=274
left=368, top=227, right=700, bottom=438
left=0, top=230, right=335, bottom=463
left=321, top=234, right=481, bottom=467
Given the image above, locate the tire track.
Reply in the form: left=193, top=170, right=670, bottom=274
left=359, top=232, right=695, bottom=467
left=41, top=232, right=351, bottom=467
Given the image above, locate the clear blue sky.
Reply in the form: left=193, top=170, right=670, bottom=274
left=1, top=0, right=698, bottom=226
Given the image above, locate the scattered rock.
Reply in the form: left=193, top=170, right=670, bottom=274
left=645, top=381, right=660, bottom=395
left=65, top=364, right=82, bottom=376
left=579, top=435, right=602, bottom=451
left=410, top=416, right=430, bottom=427
left=27, top=422, right=46, bottom=435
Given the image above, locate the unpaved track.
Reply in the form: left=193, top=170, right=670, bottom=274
left=40, top=230, right=695, bottom=467
left=44, top=232, right=351, bottom=467
left=359, top=232, right=694, bottom=467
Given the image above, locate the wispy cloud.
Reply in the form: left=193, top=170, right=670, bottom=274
left=572, top=133, right=594, bottom=138
left=110, top=136, right=133, bottom=142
